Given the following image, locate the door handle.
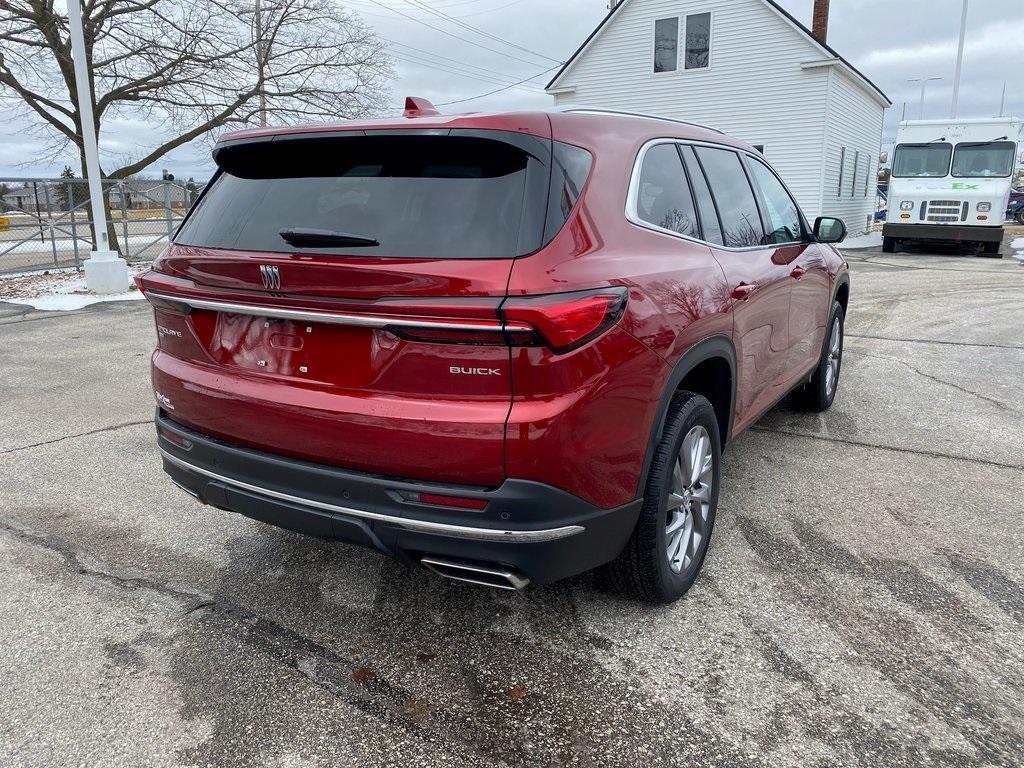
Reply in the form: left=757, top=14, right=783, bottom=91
left=731, top=282, right=758, bottom=300
left=790, top=266, right=806, bottom=279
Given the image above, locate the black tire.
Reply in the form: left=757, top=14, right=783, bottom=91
left=882, top=236, right=896, bottom=253
left=1015, top=208, right=1024, bottom=225
left=979, top=240, right=1001, bottom=257
left=600, top=392, right=720, bottom=603
left=795, top=302, right=844, bottom=412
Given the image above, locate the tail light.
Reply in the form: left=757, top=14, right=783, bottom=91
left=502, top=287, right=628, bottom=353
left=384, top=288, right=627, bottom=353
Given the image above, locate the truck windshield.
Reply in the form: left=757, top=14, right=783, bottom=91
left=891, top=143, right=952, bottom=178
left=951, top=141, right=1016, bottom=178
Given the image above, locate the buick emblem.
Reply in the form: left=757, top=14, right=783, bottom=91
left=259, top=264, right=281, bottom=291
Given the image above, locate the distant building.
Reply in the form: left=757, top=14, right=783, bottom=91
left=546, top=0, right=891, bottom=231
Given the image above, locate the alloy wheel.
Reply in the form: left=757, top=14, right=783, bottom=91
left=824, top=317, right=841, bottom=397
left=665, top=425, right=713, bottom=574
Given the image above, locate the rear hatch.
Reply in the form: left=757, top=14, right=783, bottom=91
left=140, top=128, right=553, bottom=487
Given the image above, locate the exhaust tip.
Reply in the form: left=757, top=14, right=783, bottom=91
left=421, top=557, right=529, bottom=591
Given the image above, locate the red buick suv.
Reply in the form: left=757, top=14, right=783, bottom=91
left=137, top=100, right=850, bottom=602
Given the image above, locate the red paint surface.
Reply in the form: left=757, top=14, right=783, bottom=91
left=140, top=109, right=846, bottom=509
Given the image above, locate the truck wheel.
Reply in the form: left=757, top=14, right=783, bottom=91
left=980, top=240, right=1001, bottom=258
left=882, top=236, right=896, bottom=253
left=600, top=392, right=719, bottom=603
left=1016, top=208, right=1024, bottom=225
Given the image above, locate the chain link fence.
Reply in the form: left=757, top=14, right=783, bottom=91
left=0, top=177, right=204, bottom=274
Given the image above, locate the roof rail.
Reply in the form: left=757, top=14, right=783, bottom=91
left=560, top=107, right=724, bottom=135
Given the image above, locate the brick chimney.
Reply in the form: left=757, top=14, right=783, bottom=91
left=812, top=0, right=830, bottom=44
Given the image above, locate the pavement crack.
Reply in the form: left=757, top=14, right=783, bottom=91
left=846, top=332, right=1024, bottom=351
left=749, top=426, right=1024, bottom=472
left=1, top=419, right=153, bottom=454
left=847, top=349, right=1021, bottom=415
left=0, top=516, right=508, bottom=766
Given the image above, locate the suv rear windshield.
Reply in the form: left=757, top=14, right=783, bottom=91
left=891, top=143, right=952, bottom=178
left=176, top=133, right=590, bottom=259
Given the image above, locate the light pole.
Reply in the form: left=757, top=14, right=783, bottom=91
left=908, top=77, right=942, bottom=120
left=950, top=0, right=968, bottom=119
left=67, top=0, right=130, bottom=293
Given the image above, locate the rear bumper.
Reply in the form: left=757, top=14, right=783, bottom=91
left=155, top=412, right=641, bottom=585
left=882, top=223, right=1003, bottom=242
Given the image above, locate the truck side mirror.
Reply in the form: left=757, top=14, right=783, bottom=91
left=814, top=216, right=847, bottom=244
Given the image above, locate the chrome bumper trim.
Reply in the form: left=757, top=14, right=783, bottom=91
left=145, top=291, right=519, bottom=333
left=159, top=448, right=585, bottom=543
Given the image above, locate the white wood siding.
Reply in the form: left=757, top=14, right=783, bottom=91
left=551, top=0, right=830, bottom=216
left=819, top=67, right=885, bottom=233
left=549, top=0, right=885, bottom=223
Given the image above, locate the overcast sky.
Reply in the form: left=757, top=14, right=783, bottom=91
left=1, top=0, right=1021, bottom=180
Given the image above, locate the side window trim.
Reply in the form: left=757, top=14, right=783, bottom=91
left=626, top=138, right=807, bottom=251
left=684, top=144, right=728, bottom=245
left=673, top=143, right=705, bottom=242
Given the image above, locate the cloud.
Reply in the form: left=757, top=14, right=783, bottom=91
left=1, top=0, right=1020, bottom=177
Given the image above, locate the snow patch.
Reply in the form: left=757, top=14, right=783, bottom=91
left=1, top=263, right=150, bottom=311
left=839, top=232, right=883, bottom=250
left=1010, top=237, right=1024, bottom=265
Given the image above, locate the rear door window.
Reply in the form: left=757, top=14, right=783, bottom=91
left=693, top=146, right=764, bottom=248
left=176, top=134, right=549, bottom=258
left=634, top=143, right=699, bottom=237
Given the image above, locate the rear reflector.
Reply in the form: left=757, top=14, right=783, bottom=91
left=398, top=490, right=488, bottom=510
left=502, top=287, right=628, bottom=353
left=157, top=425, right=193, bottom=451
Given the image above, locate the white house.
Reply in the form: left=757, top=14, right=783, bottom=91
left=546, top=0, right=891, bottom=232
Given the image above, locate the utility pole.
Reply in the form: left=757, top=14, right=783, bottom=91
left=950, top=0, right=968, bottom=118
left=998, top=80, right=1007, bottom=117
left=255, top=0, right=267, bottom=127
left=908, top=77, right=942, bottom=120
left=67, top=0, right=130, bottom=293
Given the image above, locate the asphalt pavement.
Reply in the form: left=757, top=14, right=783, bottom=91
left=1, top=237, right=1022, bottom=767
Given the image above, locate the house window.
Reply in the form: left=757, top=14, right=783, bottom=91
left=837, top=147, right=846, bottom=197
left=684, top=13, right=711, bottom=69
left=851, top=150, right=860, bottom=198
left=653, top=17, right=678, bottom=73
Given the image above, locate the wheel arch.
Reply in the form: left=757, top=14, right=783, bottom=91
left=833, top=273, right=850, bottom=316
left=637, top=335, right=736, bottom=496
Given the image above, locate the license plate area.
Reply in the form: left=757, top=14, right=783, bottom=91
left=190, top=311, right=378, bottom=385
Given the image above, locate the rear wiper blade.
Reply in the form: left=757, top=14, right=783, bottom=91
left=279, top=228, right=380, bottom=248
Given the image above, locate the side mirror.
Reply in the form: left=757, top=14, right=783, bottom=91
left=813, top=216, right=847, bottom=244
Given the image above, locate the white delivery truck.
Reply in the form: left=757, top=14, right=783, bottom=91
left=883, top=117, right=1022, bottom=255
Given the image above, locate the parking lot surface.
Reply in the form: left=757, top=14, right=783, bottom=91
left=1, top=239, right=1023, bottom=767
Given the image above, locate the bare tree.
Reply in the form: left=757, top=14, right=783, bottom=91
left=0, top=0, right=390, bottom=246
